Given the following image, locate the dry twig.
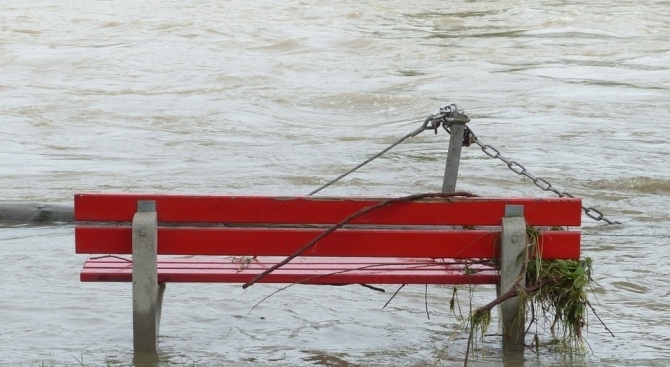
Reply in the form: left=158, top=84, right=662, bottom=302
left=242, top=191, right=477, bottom=289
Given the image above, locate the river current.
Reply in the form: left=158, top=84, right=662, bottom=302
left=1, top=1, right=669, bottom=366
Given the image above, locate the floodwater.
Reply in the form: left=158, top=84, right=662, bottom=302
left=1, top=0, right=669, bottom=366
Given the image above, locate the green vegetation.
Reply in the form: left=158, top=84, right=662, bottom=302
left=526, top=257, right=593, bottom=352
left=466, top=226, right=598, bottom=357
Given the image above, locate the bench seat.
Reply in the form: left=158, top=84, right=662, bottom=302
left=74, top=192, right=582, bottom=354
left=81, top=256, right=499, bottom=285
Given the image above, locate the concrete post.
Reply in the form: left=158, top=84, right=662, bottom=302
left=156, top=282, right=166, bottom=337
left=442, top=116, right=470, bottom=193
left=441, top=121, right=466, bottom=193
left=499, top=205, right=527, bottom=350
left=132, top=200, right=161, bottom=354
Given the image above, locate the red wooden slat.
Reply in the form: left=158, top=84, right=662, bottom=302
left=81, top=256, right=494, bottom=271
left=536, top=232, right=582, bottom=259
left=74, top=193, right=582, bottom=226
left=74, top=194, right=582, bottom=285
left=76, top=226, right=580, bottom=259
left=76, top=226, right=498, bottom=258
left=80, top=257, right=499, bottom=285
left=81, top=256, right=446, bottom=266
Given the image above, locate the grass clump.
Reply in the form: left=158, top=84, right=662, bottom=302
left=466, top=226, right=600, bottom=358
left=526, top=257, right=593, bottom=351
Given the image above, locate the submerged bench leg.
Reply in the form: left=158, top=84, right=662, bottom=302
left=132, top=200, right=160, bottom=354
left=499, top=205, right=527, bottom=350
left=156, top=283, right=166, bottom=336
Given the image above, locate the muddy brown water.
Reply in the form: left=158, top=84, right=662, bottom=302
left=1, top=0, right=669, bottom=366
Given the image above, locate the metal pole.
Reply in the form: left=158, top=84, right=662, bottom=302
left=441, top=121, right=466, bottom=193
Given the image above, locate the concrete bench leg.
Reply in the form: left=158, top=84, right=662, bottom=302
left=499, top=205, right=527, bottom=350
left=132, top=200, right=163, bottom=354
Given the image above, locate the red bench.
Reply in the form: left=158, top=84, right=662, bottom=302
left=74, top=193, right=581, bottom=354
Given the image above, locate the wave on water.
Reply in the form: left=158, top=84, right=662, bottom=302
left=584, top=177, right=670, bottom=194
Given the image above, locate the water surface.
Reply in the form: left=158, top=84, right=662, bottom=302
left=1, top=0, right=669, bottom=366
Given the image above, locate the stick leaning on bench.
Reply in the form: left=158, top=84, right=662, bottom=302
left=74, top=193, right=581, bottom=354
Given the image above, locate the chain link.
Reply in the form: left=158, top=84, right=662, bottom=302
left=465, top=128, right=621, bottom=225
left=313, top=103, right=621, bottom=225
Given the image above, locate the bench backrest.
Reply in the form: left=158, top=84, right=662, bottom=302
left=75, top=193, right=582, bottom=259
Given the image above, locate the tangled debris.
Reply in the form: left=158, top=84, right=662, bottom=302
left=459, top=227, right=608, bottom=366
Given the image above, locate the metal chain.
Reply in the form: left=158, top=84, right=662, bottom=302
left=463, top=127, right=621, bottom=225
left=309, top=104, right=621, bottom=225
left=309, top=107, right=470, bottom=196
left=308, top=119, right=429, bottom=196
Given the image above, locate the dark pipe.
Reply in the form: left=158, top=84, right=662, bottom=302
left=0, top=203, right=74, bottom=223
